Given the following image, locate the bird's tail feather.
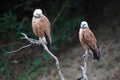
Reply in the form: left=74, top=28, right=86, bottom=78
left=90, top=47, right=100, bottom=61
left=86, top=43, right=100, bottom=61
left=44, top=32, right=51, bottom=49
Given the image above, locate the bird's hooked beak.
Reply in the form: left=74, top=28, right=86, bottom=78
left=34, top=13, right=41, bottom=18
left=82, top=24, right=86, bottom=28
left=81, top=24, right=87, bottom=29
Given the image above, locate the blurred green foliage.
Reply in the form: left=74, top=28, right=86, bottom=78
left=0, top=0, right=85, bottom=79
left=0, top=0, right=85, bottom=48
left=0, top=11, right=33, bottom=42
left=17, top=72, right=28, bottom=80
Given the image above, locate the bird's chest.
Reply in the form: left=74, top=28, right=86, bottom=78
left=79, top=30, right=89, bottom=49
left=32, top=19, right=44, bottom=37
left=32, top=18, right=43, bottom=29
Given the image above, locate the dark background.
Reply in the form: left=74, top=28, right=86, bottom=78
left=0, top=0, right=120, bottom=80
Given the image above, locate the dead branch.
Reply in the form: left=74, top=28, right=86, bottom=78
left=76, top=51, right=88, bottom=80
left=7, top=33, right=65, bottom=80
left=7, top=44, right=32, bottom=55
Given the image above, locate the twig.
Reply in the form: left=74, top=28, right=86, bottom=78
left=79, top=51, right=88, bottom=80
left=6, top=33, right=38, bottom=55
left=38, top=37, right=65, bottom=80
left=7, top=33, right=65, bottom=80
left=83, top=51, right=88, bottom=80
left=7, top=44, right=32, bottom=55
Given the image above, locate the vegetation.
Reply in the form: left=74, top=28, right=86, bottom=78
left=0, top=0, right=85, bottom=49
left=0, top=0, right=85, bottom=79
left=0, top=0, right=120, bottom=80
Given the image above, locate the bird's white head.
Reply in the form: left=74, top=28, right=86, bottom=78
left=33, top=9, right=43, bottom=18
left=80, top=21, right=89, bottom=29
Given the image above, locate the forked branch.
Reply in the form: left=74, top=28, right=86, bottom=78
left=7, top=33, right=65, bottom=80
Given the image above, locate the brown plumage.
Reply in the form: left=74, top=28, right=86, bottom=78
left=32, top=9, right=51, bottom=49
left=79, top=21, right=100, bottom=60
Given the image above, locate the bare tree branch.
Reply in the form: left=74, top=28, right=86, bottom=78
left=38, top=37, right=65, bottom=80
left=7, top=33, right=65, bottom=80
left=77, top=51, right=88, bottom=80
left=7, top=44, right=32, bottom=55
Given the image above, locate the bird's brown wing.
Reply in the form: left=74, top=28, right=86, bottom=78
left=83, top=28, right=100, bottom=60
left=83, top=28, right=97, bottom=49
left=42, top=15, right=51, bottom=43
left=41, top=15, right=51, bottom=49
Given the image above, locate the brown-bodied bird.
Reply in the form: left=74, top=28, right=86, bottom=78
left=32, top=9, right=51, bottom=49
left=79, top=21, right=100, bottom=61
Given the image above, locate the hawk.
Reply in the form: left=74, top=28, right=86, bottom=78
left=79, top=21, right=100, bottom=61
left=32, top=9, right=51, bottom=49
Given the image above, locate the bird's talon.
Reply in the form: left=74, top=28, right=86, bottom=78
left=82, top=54, right=85, bottom=57
left=76, top=76, right=83, bottom=80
